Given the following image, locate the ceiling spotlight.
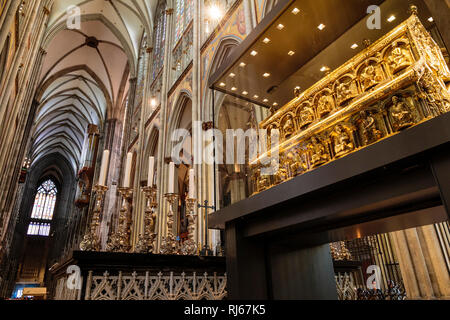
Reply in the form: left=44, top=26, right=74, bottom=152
left=320, top=66, right=330, bottom=72
left=351, top=43, right=359, bottom=49
left=263, top=73, right=270, bottom=78
left=242, top=91, right=248, bottom=95
left=288, top=51, right=295, bottom=56
left=387, top=15, right=396, bottom=22
left=277, top=24, right=285, bottom=30
left=253, top=95, right=259, bottom=99
left=219, top=82, right=226, bottom=87
left=263, top=38, right=271, bottom=44
left=150, top=98, right=157, bottom=107
left=239, top=62, right=246, bottom=67
left=263, top=98, right=269, bottom=103
left=318, top=24, right=326, bottom=30
left=273, top=102, right=278, bottom=106
left=229, top=73, right=236, bottom=78
left=231, top=87, right=237, bottom=91
left=250, top=50, right=258, bottom=56
left=428, top=17, right=434, bottom=22
left=292, top=8, right=300, bottom=15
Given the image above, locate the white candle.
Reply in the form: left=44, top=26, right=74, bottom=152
left=147, top=156, right=155, bottom=187
left=189, top=169, right=195, bottom=199
left=98, top=150, right=110, bottom=186
left=123, top=152, right=133, bottom=188
left=168, top=162, right=175, bottom=193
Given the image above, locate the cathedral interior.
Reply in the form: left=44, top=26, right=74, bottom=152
left=0, top=0, right=449, bottom=301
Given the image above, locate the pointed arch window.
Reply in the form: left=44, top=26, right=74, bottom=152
left=152, top=2, right=167, bottom=81
left=174, top=0, right=193, bottom=45
left=27, top=180, right=58, bottom=236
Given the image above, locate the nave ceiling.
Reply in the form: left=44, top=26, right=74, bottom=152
left=31, top=0, right=160, bottom=172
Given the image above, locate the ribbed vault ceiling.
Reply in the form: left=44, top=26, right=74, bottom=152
left=31, top=0, right=159, bottom=171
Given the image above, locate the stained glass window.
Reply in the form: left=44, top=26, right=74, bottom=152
left=152, top=2, right=167, bottom=81
left=174, top=0, right=193, bottom=45
left=27, top=179, right=57, bottom=237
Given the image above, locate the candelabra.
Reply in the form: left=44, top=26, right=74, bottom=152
left=135, top=186, right=158, bottom=253
left=180, top=198, right=197, bottom=255
left=160, top=193, right=179, bottom=254
left=80, top=185, right=108, bottom=251
left=107, top=187, right=133, bottom=252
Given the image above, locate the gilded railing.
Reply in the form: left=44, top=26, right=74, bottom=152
left=251, top=10, right=450, bottom=195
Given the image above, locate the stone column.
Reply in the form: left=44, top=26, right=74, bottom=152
left=100, top=118, right=123, bottom=249
left=132, top=49, right=152, bottom=249
left=0, top=0, right=21, bottom=54
left=192, top=0, right=202, bottom=246
left=389, top=224, right=450, bottom=299
left=155, top=7, right=174, bottom=252
left=0, top=2, right=51, bottom=239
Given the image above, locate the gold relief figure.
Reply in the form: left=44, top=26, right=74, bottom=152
left=287, top=148, right=307, bottom=176
left=299, top=104, right=315, bottom=128
left=333, top=124, right=354, bottom=158
left=359, top=110, right=382, bottom=145
left=420, top=72, right=450, bottom=116
left=271, top=157, right=288, bottom=184
left=308, top=136, right=330, bottom=168
left=336, top=79, right=356, bottom=105
left=282, top=116, right=295, bottom=139
left=360, top=62, right=384, bottom=91
left=387, top=43, right=412, bottom=74
left=390, top=96, right=414, bottom=131
left=317, top=95, right=333, bottom=118
left=257, top=169, right=269, bottom=192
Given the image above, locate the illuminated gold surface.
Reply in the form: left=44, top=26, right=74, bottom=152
left=252, top=12, right=450, bottom=195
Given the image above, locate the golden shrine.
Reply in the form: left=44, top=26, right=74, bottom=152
left=252, top=9, right=450, bottom=195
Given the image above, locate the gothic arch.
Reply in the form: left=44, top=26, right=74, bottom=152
left=203, top=36, right=241, bottom=122
left=165, top=91, right=193, bottom=160
left=5, top=153, right=77, bottom=296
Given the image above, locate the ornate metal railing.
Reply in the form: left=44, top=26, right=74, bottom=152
left=54, top=270, right=227, bottom=300
left=251, top=10, right=450, bottom=195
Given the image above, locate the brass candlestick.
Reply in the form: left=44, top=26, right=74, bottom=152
left=135, top=186, right=158, bottom=253
left=180, top=198, right=197, bottom=255
left=80, top=185, right=108, bottom=251
left=160, top=193, right=179, bottom=255
left=107, top=187, right=133, bottom=252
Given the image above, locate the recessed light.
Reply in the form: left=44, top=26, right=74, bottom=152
left=239, top=62, right=246, bottom=67
left=295, top=86, right=301, bottom=90
left=229, top=73, right=235, bottom=78
left=263, top=98, right=269, bottom=103
left=318, top=24, right=326, bottom=30
left=277, top=24, right=285, bottom=30
left=253, top=95, right=259, bottom=99
left=387, top=15, right=396, bottom=22
left=351, top=43, right=358, bottom=49
left=428, top=17, right=434, bottom=22
left=320, top=66, right=330, bottom=72
left=288, top=51, right=295, bottom=56
left=292, top=8, right=300, bottom=15
left=231, top=87, right=237, bottom=91
left=242, top=91, right=248, bottom=95
left=263, top=38, right=271, bottom=44
left=219, top=82, right=226, bottom=87
left=273, top=102, right=278, bottom=106
left=263, top=73, right=270, bottom=78
left=250, top=50, right=258, bottom=56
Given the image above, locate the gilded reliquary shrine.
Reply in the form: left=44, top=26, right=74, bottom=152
left=252, top=14, right=450, bottom=195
